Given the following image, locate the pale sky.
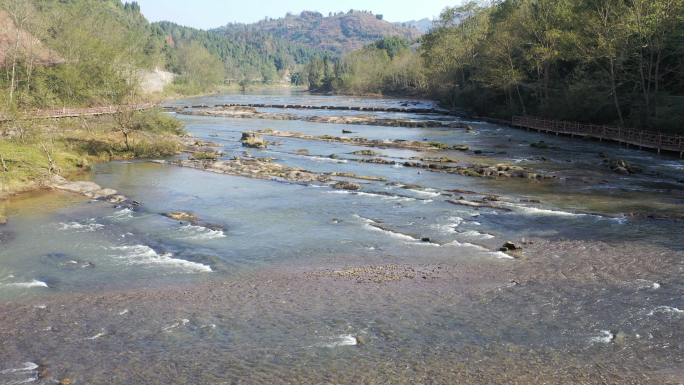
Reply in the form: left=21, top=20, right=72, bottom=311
left=132, top=0, right=461, bottom=30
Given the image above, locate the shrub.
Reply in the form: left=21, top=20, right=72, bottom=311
left=189, top=152, right=218, bottom=160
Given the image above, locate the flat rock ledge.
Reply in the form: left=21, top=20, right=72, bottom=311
left=51, top=176, right=125, bottom=202
left=179, top=106, right=468, bottom=129
left=247, top=129, right=471, bottom=152
left=153, top=158, right=384, bottom=185
left=157, top=158, right=332, bottom=183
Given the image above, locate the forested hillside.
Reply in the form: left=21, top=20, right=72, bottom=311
left=156, top=21, right=331, bottom=86
left=1, top=0, right=169, bottom=110
left=312, top=0, right=684, bottom=133
left=214, top=10, right=422, bottom=54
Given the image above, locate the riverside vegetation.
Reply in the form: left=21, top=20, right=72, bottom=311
left=304, top=0, right=684, bottom=134
left=0, top=108, right=184, bottom=201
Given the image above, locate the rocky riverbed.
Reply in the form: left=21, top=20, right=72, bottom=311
left=0, top=237, right=682, bottom=384
left=178, top=105, right=470, bottom=128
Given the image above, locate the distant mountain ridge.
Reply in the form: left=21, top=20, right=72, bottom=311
left=392, top=18, right=433, bottom=33
left=213, top=10, right=423, bottom=55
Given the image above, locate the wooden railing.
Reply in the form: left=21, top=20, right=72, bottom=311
left=512, top=115, right=684, bottom=154
left=0, top=102, right=159, bottom=120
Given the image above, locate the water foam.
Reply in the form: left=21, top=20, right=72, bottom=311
left=306, top=155, right=348, bottom=163
left=459, top=230, right=495, bottom=239
left=363, top=224, right=417, bottom=241
left=512, top=206, right=586, bottom=217
left=441, top=241, right=514, bottom=259
left=1, top=280, right=48, bottom=288
left=87, top=330, right=106, bottom=340
left=109, top=208, right=134, bottom=220
left=58, top=221, right=104, bottom=232
left=448, top=217, right=465, bottom=226
left=110, top=245, right=212, bottom=272
left=648, top=306, right=684, bottom=316
left=430, top=223, right=459, bottom=235
left=162, top=318, right=191, bottom=332
left=0, top=362, right=38, bottom=375
left=412, top=190, right=441, bottom=198
left=316, top=334, right=358, bottom=348
left=590, top=330, right=614, bottom=344
left=178, top=224, right=226, bottom=240
left=489, top=251, right=515, bottom=259
left=326, top=190, right=415, bottom=202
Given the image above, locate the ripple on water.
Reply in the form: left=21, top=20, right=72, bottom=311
left=589, top=330, right=614, bottom=344
left=648, top=306, right=684, bottom=316
left=57, top=220, right=104, bottom=232
left=0, top=276, right=49, bottom=289
left=0, top=361, right=39, bottom=385
left=311, top=334, right=359, bottom=348
left=177, top=224, right=226, bottom=241
left=109, top=245, right=212, bottom=273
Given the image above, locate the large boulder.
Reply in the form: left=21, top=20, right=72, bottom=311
left=241, top=132, right=268, bottom=148
left=55, top=181, right=102, bottom=194
left=164, top=212, right=199, bottom=221
left=84, top=188, right=118, bottom=199
left=501, top=241, right=523, bottom=251
left=333, top=181, right=361, bottom=191
left=604, top=158, right=642, bottom=174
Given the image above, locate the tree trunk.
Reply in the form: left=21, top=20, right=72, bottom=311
left=609, top=58, right=624, bottom=126
left=9, top=29, right=22, bottom=104
left=654, top=39, right=662, bottom=120
left=0, top=153, right=8, bottom=172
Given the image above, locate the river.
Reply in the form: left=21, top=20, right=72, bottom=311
left=0, top=90, right=683, bottom=384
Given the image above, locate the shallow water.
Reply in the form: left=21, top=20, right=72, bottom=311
left=1, top=90, right=683, bottom=384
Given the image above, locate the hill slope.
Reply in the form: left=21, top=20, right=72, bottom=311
left=157, top=21, right=332, bottom=82
left=393, top=18, right=433, bottom=33
left=0, top=10, right=62, bottom=65
left=214, top=11, right=422, bottom=54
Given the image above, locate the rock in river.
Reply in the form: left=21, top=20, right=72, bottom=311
left=333, top=181, right=362, bottom=191
left=501, top=241, right=523, bottom=251
left=241, top=132, right=268, bottom=148
left=164, top=212, right=200, bottom=221
left=53, top=180, right=119, bottom=200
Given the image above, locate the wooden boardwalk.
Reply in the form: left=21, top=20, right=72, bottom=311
left=512, top=116, right=684, bottom=157
left=168, top=102, right=442, bottom=114
left=0, top=102, right=159, bottom=121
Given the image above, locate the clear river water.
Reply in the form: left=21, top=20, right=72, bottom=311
left=0, top=90, right=683, bottom=384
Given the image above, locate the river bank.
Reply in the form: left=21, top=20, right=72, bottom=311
left=0, top=109, right=184, bottom=209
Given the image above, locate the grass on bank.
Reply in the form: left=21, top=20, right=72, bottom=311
left=0, top=108, right=185, bottom=199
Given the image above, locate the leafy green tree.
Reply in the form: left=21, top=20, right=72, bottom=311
left=421, top=2, right=491, bottom=103
left=176, top=41, right=224, bottom=88
left=627, top=0, right=684, bottom=127
left=369, top=36, right=409, bottom=59
left=576, top=0, right=632, bottom=126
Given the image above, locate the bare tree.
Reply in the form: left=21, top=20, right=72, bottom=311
left=4, top=0, right=37, bottom=105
